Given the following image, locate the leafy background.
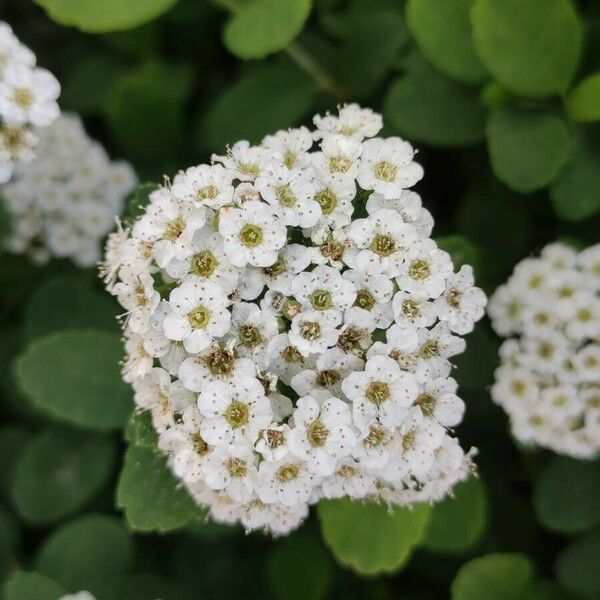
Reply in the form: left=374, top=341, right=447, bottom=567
left=1, top=0, right=600, bottom=598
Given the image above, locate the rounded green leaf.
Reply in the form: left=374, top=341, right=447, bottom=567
left=116, top=445, right=200, bottom=533
left=384, top=55, right=486, bottom=147
left=3, top=572, right=67, bottom=600
left=224, top=0, right=312, bottom=60
left=268, top=530, right=332, bottom=600
left=555, top=529, right=600, bottom=596
left=486, top=106, right=572, bottom=193
left=567, top=73, right=600, bottom=122
left=471, top=0, right=582, bottom=98
left=124, top=411, right=158, bottom=449
left=317, top=499, right=430, bottom=575
left=422, top=477, right=487, bottom=553
left=406, top=0, right=487, bottom=84
left=0, top=425, right=32, bottom=505
left=451, top=553, right=533, bottom=600
left=16, top=329, right=132, bottom=431
left=12, top=427, right=116, bottom=524
left=533, top=456, right=600, bottom=533
left=550, top=138, right=600, bottom=221
left=33, top=0, right=179, bottom=33
left=36, top=514, right=133, bottom=592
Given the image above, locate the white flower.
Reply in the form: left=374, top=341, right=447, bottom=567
left=289, top=310, right=339, bottom=356
left=313, top=104, right=382, bottom=141
left=267, top=333, right=311, bottom=385
left=321, top=459, right=376, bottom=499
left=228, top=302, right=279, bottom=364
left=411, top=377, right=465, bottom=427
left=219, top=200, right=286, bottom=267
left=262, top=243, right=311, bottom=294
left=59, top=593, right=96, bottom=600
left=257, top=456, right=319, bottom=505
left=203, top=443, right=258, bottom=503
left=392, top=291, right=437, bottom=328
left=113, top=269, right=160, bottom=334
left=212, top=140, right=274, bottom=181
left=288, top=395, right=356, bottom=475
left=343, top=268, right=394, bottom=328
left=262, top=126, right=313, bottom=169
left=312, top=133, right=362, bottom=179
left=171, top=163, right=234, bottom=209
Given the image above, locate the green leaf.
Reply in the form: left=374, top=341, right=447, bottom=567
left=96, top=573, right=195, bottom=600
left=124, top=410, right=158, bottom=449
left=406, top=0, right=487, bottom=84
left=384, top=55, right=486, bottom=147
left=32, top=0, right=179, bottom=33
left=16, top=329, right=132, bottom=431
left=486, top=106, right=572, bottom=193
left=0, top=425, right=32, bottom=505
left=3, top=572, right=67, bottom=600
left=125, top=182, right=159, bottom=223
left=25, top=276, right=118, bottom=341
left=567, top=73, right=600, bottom=122
left=36, top=514, right=133, bottom=592
left=106, top=61, right=193, bottom=162
left=223, top=0, right=312, bottom=60
left=451, top=553, right=533, bottom=600
left=471, top=0, right=582, bottom=98
left=550, top=138, right=600, bottom=221
left=518, top=579, right=576, bottom=600
left=0, top=505, right=19, bottom=579
left=533, top=457, right=600, bottom=534
left=268, top=530, right=333, bottom=600
left=422, top=477, right=487, bottom=553
left=555, top=529, right=600, bottom=596
left=200, top=61, right=317, bottom=152
left=317, top=499, right=430, bottom=575
left=436, top=235, right=481, bottom=272
left=12, top=428, right=116, bottom=524
left=116, top=445, right=199, bottom=532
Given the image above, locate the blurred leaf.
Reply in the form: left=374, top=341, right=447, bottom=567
left=451, top=553, right=533, bottom=600
left=550, top=137, right=600, bottom=221
left=3, top=571, right=66, bottom=600
left=486, top=106, right=572, bottom=193
left=533, top=456, right=600, bottom=534
left=0, top=505, right=18, bottom=579
left=436, top=235, right=482, bottom=272
left=471, top=0, right=582, bottom=98
left=567, top=72, right=600, bottom=122
left=200, top=61, right=317, bottom=151
left=16, top=329, right=132, bottom=431
left=518, top=578, right=576, bottom=600
left=106, top=61, right=193, bottom=162
left=555, top=529, right=600, bottom=596
left=406, top=0, right=487, bottom=84
left=96, top=573, right=195, bottom=600
left=25, top=276, right=118, bottom=341
left=268, top=530, right=333, bottom=600
left=124, top=410, right=158, bottom=449
left=125, top=182, right=160, bottom=223
left=421, top=477, right=487, bottom=554
left=384, top=55, right=485, bottom=147
left=32, top=0, right=179, bottom=33
left=0, top=425, right=32, bottom=506
left=12, top=428, right=116, bottom=524
left=224, top=0, right=312, bottom=60
left=116, top=445, right=199, bottom=532
left=317, top=499, right=430, bottom=576
left=36, top=514, right=133, bottom=592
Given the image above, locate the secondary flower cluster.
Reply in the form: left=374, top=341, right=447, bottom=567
left=0, top=21, right=60, bottom=182
left=105, top=105, right=486, bottom=535
left=488, top=243, right=600, bottom=459
left=2, top=113, right=137, bottom=266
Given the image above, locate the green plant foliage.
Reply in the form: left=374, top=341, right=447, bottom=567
left=116, top=445, right=200, bottom=532
left=3, top=571, right=67, bottom=600
left=95, top=573, right=195, bottom=600
left=125, top=182, right=160, bottom=222
left=471, top=0, right=582, bottom=98
left=223, top=0, right=313, bottom=60
left=406, top=0, right=487, bottom=84
left=16, top=329, right=132, bottom=431
left=12, top=428, right=116, bottom=524
left=36, top=514, right=134, bottom=592
left=384, top=55, right=486, bottom=147
left=566, top=72, right=600, bottom=122
left=436, top=235, right=482, bottom=272
left=486, top=106, right=572, bottom=193
left=533, top=456, right=600, bottom=533
left=422, top=477, right=487, bottom=553
left=317, top=499, right=430, bottom=575
left=124, top=410, right=158, bottom=449
left=0, top=505, right=18, bottom=579
left=451, top=553, right=533, bottom=600
left=33, top=0, right=180, bottom=33
left=555, top=529, right=600, bottom=596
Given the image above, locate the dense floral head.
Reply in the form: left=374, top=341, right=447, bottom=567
left=0, top=21, right=60, bottom=183
left=105, top=104, right=486, bottom=535
left=2, top=113, right=137, bottom=266
left=488, top=242, right=600, bottom=459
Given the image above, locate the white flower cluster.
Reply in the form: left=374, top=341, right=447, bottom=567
left=2, top=113, right=137, bottom=266
left=105, top=105, right=486, bottom=535
left=0, top=22, right=60, bottom=183
left=489, top=243, right=600, bottom=459
left=59, top=593, right=96, bottom=600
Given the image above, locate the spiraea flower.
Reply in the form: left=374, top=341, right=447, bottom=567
left=0, top=21, right=60, bottom=183
left=105, top=104, right=485, bottom=536
left=488, top=242, right=600, bottom=459
left=2, top=113, right=136, bottom=266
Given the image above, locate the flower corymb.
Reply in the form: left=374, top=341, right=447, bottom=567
left=488, top=242, right=600, bottom=459
left=105, top=104, right=486, bottom=535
